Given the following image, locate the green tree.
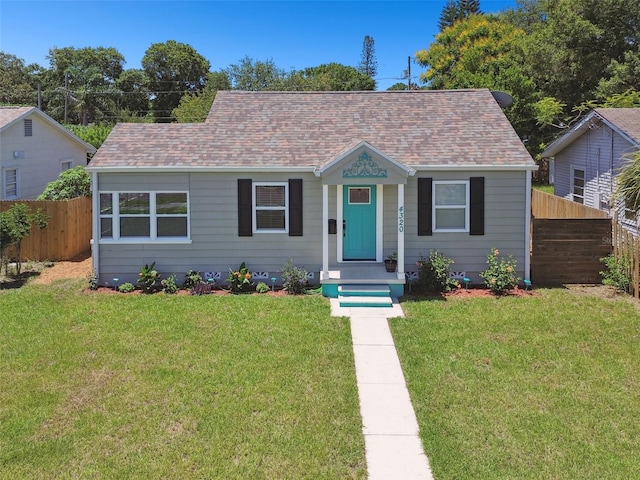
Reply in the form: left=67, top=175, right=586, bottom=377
left=37, top=166, right=91, bottom=200
left=614, top=151, right=640, bottom=216
left=142, top=40, right=210, bottom=122
left=439, top=0, right=481, bottom=31
left=64, top=124, right=113, bottom=152
left=115, top=68, right=150, bottom=120
left=296, top=63, right=376, bottom=91
left=387, top=82, right=409, bottom=91
left=54, top=65, right=121, bottom=125
left=0, top=52, right=41, bottom=106
left=42, top=46, right=125, bottom=122
left=416, top=14, right=539, bottom=149
left=225, top=56, right=288, bottom=91
left=357, top=35, right=378, bottom=79
left=173, top=71, right=230, bottom=123
left=0, top=204, right=48, bottom=275
left=517, top=0, right=640, bottom=109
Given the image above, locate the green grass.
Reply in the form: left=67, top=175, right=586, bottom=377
left=391, top=290, right=640, bottom=480
left=532, top=183, right=554, bottom=194
left=0, top=280, right=366, bottom=479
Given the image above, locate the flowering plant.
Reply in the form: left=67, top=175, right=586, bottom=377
left=227, top=262, right=252, bottom=292
left=138, top=262, right=161, bottom=294
left=479, top=248, right=520, bottom=294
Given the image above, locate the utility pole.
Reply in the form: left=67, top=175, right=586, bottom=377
left=407, top=56, right=411, bottom=90
left=37, top=83, right=42, bottom=110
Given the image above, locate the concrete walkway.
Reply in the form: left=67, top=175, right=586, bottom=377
left=331, top=299, right=434, bottom=480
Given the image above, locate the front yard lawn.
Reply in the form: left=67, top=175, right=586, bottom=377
left=0, top=280, right=366, bottom=479
left=392, top=288, right=640, bottom=480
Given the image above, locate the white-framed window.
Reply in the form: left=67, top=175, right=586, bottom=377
left=572, top=167, right=585, bottom=204
left=253, top=182, right=288, bottom=233
left=3, top=168, right=18, bottom=199
left=433, top=180, right=469, bottom=232
left=60, top=160, right=73, bottom=171
left=99, top=191, right=189, bottom=241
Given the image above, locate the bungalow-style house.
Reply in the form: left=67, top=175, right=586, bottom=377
left=541, top=108, right=640, bottom=228
left=0, top=106, right=96, bottom=199
left=87, top=89, right=537, bottom=298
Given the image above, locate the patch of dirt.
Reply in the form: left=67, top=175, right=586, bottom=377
left=405, top=285, right=536, bottom=299
left=30, top=251, right=92, bottom=285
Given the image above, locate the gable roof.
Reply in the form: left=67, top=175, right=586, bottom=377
left=542, top=108, right=640, bottom=158
left=88, top=89, right=536, bottom=171
left=0, top=106, right=96, bottom=153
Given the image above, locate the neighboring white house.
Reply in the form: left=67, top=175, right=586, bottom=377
left=87, top=89, right=537, bottom=297
left=0, top=107, right=96, bottom=200
left=541, top=108, right=640, bottom=228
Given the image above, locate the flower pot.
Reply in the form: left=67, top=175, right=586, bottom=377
left=384, top=259, right=397, bottom=273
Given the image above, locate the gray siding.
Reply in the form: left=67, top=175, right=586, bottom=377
left=95, top=170, right=529, bottom=286
left=402, top=170, right=528, bottom=283
left=554, top=125, right=635, bottom=213
left=96, top=172, right=323, bottom=285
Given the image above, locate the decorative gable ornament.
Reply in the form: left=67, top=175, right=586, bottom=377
left=343, top=152, right=387, bottom=178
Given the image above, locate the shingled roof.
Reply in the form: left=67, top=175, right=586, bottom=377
left=88, top=89, right=535, bottom=170
left=542, top=108, right=640, bottom=158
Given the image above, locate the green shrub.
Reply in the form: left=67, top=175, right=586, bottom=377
left=118, top=282, right=135, bottom=293
left=183, top=270, right=202, bottom=289
left=227, top=262, right=252, bottom=293
left=256, top=282, right=270, bottom=293
left=137, top=262, right=160, bottom=294
left=417, top=250, right=458, bottom=292
left=86, top=269, right=98, bottom=290
left=600, top=254, right=631, bottom=293
left=161, top=274, right=178, bottom=294
left=479, top=248, right=520, bottom=295
left=281, top=258, right=308, bottom=295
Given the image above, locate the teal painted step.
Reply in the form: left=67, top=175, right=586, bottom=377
left=338, top=285, right=393, bottom=307
left=338, top=285, right=390, bottom=297
left=338, top=295, right=393, bottom=308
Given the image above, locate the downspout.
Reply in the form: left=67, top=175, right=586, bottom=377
left=91, top=171, right=99, bottom=277
left=524, top=171, right=532, bottom=282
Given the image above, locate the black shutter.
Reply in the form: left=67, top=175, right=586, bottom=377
left=418, top=177, right=433, bottom=236
left=238, top=179, right=252, bottom=236
left=289, top=179, right=303, bottom=236
left=469, top=177, right=485, bottom=235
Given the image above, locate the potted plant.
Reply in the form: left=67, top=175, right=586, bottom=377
left=384, top=251, right=398, bottom=272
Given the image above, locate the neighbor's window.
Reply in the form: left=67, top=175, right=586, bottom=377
left=253, top=182, right=288, bottom=232
left=99, top=191, right=189, bottom=240
left=433, top=181, right=469, bottom=232
left=61, top=160, right=73, bottom=171
left=4, top=169, right=18, bottom=198
left=572, top=168, right=585, bottom=204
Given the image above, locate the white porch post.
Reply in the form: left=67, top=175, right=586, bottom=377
left=322, top=184, right=329, bottom=277
left=397, top=183, right=405, bottom=278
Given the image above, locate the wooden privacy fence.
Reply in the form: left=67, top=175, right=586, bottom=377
left=531, top=190, right=612, bottom=285
left=0, top=197, right=92, bottom=261
left=531, top=190, right=609, bottom=219
left=612, top=217, right=640, bottom=299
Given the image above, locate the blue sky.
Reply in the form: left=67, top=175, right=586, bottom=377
left=1, top=0, right=517, bottom=91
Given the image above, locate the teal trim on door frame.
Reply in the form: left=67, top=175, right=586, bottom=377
left=343, top=185, right=377, bottom=260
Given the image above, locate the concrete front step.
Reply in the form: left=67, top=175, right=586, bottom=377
left=338, top=284, right=391, bottom=297
left=338, top=295, right=393, bottom=308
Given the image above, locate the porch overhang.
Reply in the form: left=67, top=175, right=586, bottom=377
left=318, top=140, right=410, bottom=291
left=313, top=140, right=415, bottom=184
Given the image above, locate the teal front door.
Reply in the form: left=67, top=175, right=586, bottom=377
left=343, top=185, right=377, bottom=260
